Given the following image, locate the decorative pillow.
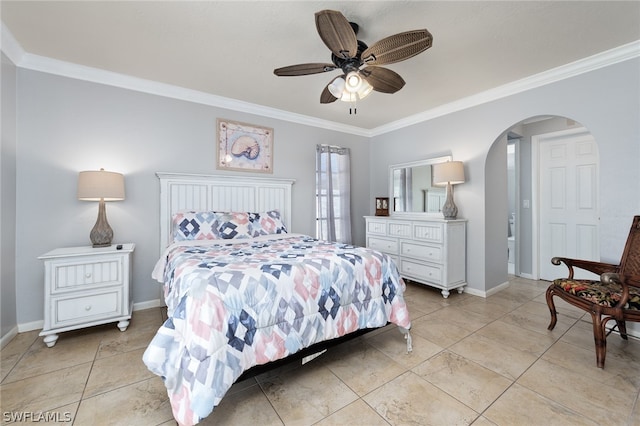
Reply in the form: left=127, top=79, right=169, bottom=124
left=173, top=211, right=220, bottom=241
left=214, top=211, right=253, bottom=239
left=250, top=210, right=288, bottom=237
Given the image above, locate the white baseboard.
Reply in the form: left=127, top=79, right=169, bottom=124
left=133, top=299, right=162, bottom=311
left=463, top=287, right=486, bottom=298
left=464, top=280, right=511, bottom=298
left=18, top=320, right=43, bottom=333
left=486, top=280, right=511, bottom=297
left=0, top=326, right=18, bottom=349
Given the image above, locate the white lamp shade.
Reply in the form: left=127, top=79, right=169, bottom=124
left=433, top=161, right=465, bottom=186
left=77, top=169, right=125, bottom=201
left=328, top=77, right=346, bottom=98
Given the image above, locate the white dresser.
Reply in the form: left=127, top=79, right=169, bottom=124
left=365, top=216, right=466, bottom=298
left=38, top=244, right=134, bottom=347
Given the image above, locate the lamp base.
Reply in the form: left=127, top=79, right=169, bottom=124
left=442, top=182, right=458, bottom=220
left=90, top=200, right=114, bottom=247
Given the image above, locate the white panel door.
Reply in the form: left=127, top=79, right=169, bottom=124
left=538, top=129, right=599, bottom=281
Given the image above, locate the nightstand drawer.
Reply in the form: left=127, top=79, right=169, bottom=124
left=53, top=289, right=122, bottom=327
left=399, top=259, right=442, bottom=284
left=368, top=236, right=398, bottom=254
left=51, top=255, right=124, bottom=293
left=400, top=241, right=442, bottom=262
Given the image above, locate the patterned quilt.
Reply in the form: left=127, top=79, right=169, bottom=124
left=143, top=234, right=411, bottom=426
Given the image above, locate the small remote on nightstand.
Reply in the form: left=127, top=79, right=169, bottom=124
left=116, top=244, right=123, bottom=250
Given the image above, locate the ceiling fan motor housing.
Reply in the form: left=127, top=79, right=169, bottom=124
left=331, top=39, right=368, bottom=74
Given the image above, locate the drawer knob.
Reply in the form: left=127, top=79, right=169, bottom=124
left=85, top=305, right=92, bottom=311
left=85, top=273, right=92, bottom=278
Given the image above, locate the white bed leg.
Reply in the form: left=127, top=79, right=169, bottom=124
left=399, top=327, right=413, bottom=353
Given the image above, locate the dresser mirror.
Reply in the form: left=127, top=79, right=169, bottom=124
left=389, top=155, right=452, bottom=216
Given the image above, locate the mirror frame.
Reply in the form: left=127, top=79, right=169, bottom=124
left=388, top=155, right=452, bottom=218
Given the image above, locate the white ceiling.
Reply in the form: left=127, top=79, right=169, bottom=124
left=2, top=1, right=639, bottom=131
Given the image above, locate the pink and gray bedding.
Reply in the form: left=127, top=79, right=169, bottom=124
left=143, top=233, right=411, bottom=426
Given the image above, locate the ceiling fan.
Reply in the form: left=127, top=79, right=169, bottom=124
left=273, top=10, right=433, bottom=110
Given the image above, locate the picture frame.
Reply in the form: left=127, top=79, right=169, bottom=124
left=216, top=119, right=274, bottom=173
left=375, top=197, right=389, bottom=216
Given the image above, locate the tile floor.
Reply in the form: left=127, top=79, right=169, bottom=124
left=2, top=277, right=639, bottom=425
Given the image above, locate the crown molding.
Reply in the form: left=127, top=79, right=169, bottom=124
left=370, top=40, right=640, bottom=136
left=1, top=22, right=25, bottom=64
left=15, top=51, right=372, bottom=138
left=2, top=22, right=637, bottom=137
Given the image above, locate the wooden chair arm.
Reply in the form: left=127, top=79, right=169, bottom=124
left=601, top=272, right=640, bottom=309
left=551, top=257, right=619, bottom=279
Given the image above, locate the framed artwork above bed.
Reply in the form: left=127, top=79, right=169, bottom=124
left=216, top=119, right=273, bottom=173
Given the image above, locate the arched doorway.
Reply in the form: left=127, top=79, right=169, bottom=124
left=490, top=115, right=599, bottom=281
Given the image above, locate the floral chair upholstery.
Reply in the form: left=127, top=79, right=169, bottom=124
left=546, top=215, right=640, bottom=368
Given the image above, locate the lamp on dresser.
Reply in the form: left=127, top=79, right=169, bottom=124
left=77, top=168, right=125, bottom=247
left=432, top=161, right=465, bottom=220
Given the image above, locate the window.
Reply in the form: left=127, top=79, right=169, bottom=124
left=315, top=145, right=352, bottom=244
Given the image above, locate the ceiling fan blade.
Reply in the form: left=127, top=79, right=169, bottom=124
left=274, top=63, right=337, bottom=76
left=362, top=29, right=433, bottom=66
left=321, top=75, right=345, bottom=103
left=315, top=10, right=358, bottom=59
left=361, top=67, right=406, bottom=94
left=320, top=85, right=338, bottom=104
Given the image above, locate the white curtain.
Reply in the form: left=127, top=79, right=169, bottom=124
left=316, top=144, right=352, bottom=244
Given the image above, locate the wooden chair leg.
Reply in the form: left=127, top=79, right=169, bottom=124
left=616, top=320, right=629, bottom=340
left=545, top=287, right=558, bottom=331
left=592, top=314, right=607, bottom=368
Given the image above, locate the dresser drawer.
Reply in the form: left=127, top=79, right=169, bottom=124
left=399, top=259, right=442, bottom=284
left=368, top=236, right=399, bottom=254
left=413, top=222, right=444, bottom=243
left=366, top=220, right=388, bottom=235
left=52, top=289, right=123, bottom=327
left=50, top=255, right=124, bottom=293
left=388, top=222, right=412, bottom=238
left=400, top=241, right=442, bottom=262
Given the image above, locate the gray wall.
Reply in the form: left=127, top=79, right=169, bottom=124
left=3, top=55, right=639, bottom=334
left=1, top=52, right=17, bottom=337
left=370, top=58, right=640, bottom=294
left=13, top=70, right=369, bottom=326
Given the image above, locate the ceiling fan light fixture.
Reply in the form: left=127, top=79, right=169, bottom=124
left=344, top=71, right=363, bottom=93
left=327, top=77, right=346, bottom=98
left=356, top=80, right=373, bottom=99
left=332, top=70, right=371, bottom=102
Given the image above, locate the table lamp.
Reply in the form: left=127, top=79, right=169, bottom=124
left=77, top=168, right=125, bottom=247
left=433, top=161, right=465, bottom=220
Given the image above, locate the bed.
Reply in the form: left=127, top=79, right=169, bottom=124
left=143, top=172, right=412, bottom=426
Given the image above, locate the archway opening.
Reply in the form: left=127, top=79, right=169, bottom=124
left=486, top=115, right=598, bottom=290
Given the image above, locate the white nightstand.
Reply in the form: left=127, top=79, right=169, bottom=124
left=38, top=243, right=135, bottom=347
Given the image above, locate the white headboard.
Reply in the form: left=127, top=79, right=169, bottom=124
left=156, top=172, right=295, bottom=251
